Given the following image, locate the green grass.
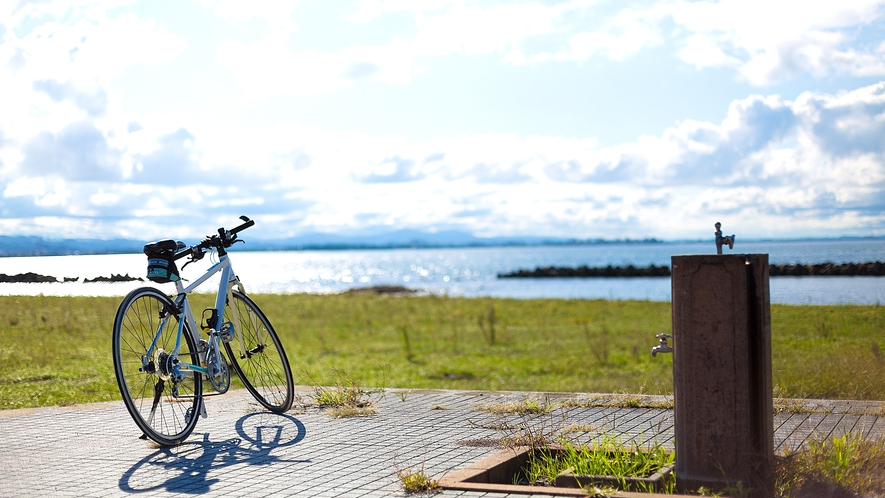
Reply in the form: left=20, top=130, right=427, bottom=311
left=1, top=294, right=884, bottom=409
left=0, top=296, right=121, bottom=409
left=276, top=294, right=676, bottom=396
left=776, top=432, right=885, bottom=497
left=771, top=305, right=885, bottom=400
left=515, top=435, right=675, bottom=493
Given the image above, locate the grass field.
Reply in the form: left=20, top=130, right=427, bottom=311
left=1, top=293, right=884, bottom=409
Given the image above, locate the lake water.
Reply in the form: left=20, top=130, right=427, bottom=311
left=0, top=239, right=883, bottom=304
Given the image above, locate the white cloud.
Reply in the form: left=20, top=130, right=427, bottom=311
left=670, top=0, right=885, bottom=85
left=349, top=0, right=885, bottom=84
left=5, top=14, right=186, bottom=84
left=214, top=1, right=613, bottom=98
left=794, top=81, right=885, bottom=157
left=344, top=0, right=454, bottom=24
left=197, top=0, right=301, bottom=33
left=211, top=0, right=885, bottom=101
left=0, top=8, right=188, bottom=159
left=542, top=82, right=885, bottom=196
left=679, top=33, right=740, bottom=68
left=20, top=121, right=124, bottom=181
left=413, top=2, right=561, bottom=57
left=215, top=35, right=416, bottom=98
left=0, top=0, right=137, bottom=28
left=565, top=6, right=664, bottom=62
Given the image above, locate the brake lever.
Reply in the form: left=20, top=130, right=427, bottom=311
left=224, top=231, right=242, bottom=243
left=180, top=246, right=205, bottom=271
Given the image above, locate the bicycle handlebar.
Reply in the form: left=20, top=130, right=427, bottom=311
left=230, top=217, right=254, bottom=235
left=174, top=215, right=254, bottom=261
left=175, top=247, right=194, bottom=261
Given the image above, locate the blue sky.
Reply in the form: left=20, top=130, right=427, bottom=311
left=1, top=0, right=885, bottom=242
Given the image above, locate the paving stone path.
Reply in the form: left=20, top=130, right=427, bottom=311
left=1, top=388, right=882, bottom=497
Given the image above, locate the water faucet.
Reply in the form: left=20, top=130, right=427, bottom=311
left=714, top=222, right=735, bottom=255
left=651, top=333, right=673, bottom=357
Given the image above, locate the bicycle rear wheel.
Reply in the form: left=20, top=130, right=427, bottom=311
left=224, top=291, right=294, bottom=412
left=113, top=287, right=203, bottom=446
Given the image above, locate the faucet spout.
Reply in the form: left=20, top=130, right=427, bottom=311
left=714, top=222, right=735, bottom=255
left=651, top=333, right=673, bottom=357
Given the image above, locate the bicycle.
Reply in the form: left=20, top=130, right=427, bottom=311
left=112, top=216, right=294, bottom=446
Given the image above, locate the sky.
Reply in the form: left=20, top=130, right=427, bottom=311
left=1, top=0, right=885, bottom=242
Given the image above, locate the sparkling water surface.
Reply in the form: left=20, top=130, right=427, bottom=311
left=0, top=239, right=883, bottom=304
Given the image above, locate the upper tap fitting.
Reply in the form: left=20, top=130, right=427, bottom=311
left=714, top=222, right=735, bottom=255
left=651, top=333, right=673, bottom=357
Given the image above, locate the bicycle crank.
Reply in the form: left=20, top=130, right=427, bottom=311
left=207, top=351, right=230, bottom=393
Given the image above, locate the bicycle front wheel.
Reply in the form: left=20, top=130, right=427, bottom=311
left=112, top=287, right=203, bottom=446
left=224, top=291, right=294, bottom=412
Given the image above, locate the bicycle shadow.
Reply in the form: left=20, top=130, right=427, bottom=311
left=119, top=412, right=308, bottom=494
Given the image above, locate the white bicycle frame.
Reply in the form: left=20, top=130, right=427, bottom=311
left=142, top=251, right=262, bottom=384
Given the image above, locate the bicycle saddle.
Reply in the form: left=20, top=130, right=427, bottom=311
left=143, top=239, right=180, bottom=255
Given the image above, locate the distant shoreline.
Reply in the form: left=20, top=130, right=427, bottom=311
left=1, top=233, right=883, bottom=258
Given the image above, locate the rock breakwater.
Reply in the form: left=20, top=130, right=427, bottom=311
left=0, top=273, right=144, bottom=283
left=500, top=264, right=671, bottom=278
left=499, top=261, right=885, bottom=278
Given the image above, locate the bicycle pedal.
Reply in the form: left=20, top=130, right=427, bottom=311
left=201, top=308, right=218, bottom=332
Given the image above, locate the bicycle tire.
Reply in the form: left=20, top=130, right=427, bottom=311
left=224, top=291, right=294, bottom=412
left=113, top=287, right=203, bottom=446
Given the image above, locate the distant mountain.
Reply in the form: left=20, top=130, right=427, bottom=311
left=0, top=230, right=663, bottom=257
left=0, top=236, right=144, bottom=257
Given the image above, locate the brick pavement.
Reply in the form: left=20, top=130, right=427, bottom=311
left=1, top=388, right=882, bottom=497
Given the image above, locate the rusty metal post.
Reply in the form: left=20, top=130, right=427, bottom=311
left=671, top=254, right=773, bottom=497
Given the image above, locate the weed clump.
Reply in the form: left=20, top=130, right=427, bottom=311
left=559, top=394, right=674, bottom=410
left=312, top=384, right=377, bottom=417
left=396, top=466, right=440, bottom=494
left=307, top=369, right=381, bottom=418
left=475, top=396, right=554, bottom=415
left=776, top=432, right=885, bottom=497
left=583, top=484, right=619, bottom=497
